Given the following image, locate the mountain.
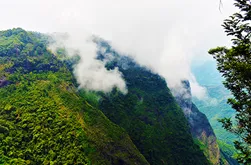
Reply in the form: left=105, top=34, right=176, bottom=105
left=97, top=60, right=209, bottom=164
left=174, top=81, right=220, bottom=165
left=0, top=28, right=148, bottom=164
left=0, top=28, right=226, bottom=164
left=192, top=61, right=239, bottom=165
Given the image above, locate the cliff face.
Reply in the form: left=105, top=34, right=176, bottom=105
left=0, top=29, right=224, bottom=165
left=96, top=41, right=210, bottom=165
left=174, top=81, right=220, bottom=165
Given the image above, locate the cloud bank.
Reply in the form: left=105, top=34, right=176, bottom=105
left=49, top=32, right=128, bottom=93
left=0, top=0, right=235, bottom=98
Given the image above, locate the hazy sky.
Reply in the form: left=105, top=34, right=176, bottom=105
left=0, top=0, right=236, bottom=97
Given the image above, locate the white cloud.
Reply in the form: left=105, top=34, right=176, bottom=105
left=49, top=32, right=127, bottom=94
left=0, top=0, right=236, bottom=96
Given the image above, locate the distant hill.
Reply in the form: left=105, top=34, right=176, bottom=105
left=192, top=60, right=238, bottom=165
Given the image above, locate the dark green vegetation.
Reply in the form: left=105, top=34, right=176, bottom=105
left=0, top=28, right=214, bottom=165
left=0, top=28, right=148, bottom=164
left=96, top=42, right=210, bottom=165
left=174, top=80, right=221, bottom=164
left=209, top=0, right=251, bottom=163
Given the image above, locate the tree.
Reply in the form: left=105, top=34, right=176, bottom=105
left=208, top=0, right=251, bottom=164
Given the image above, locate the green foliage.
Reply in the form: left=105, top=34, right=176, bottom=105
left=0, top=28, right=220, bottom=165
left=218, top=140, right=239, bottom=165
left=98, top=64, right=210, bottom=165
left=192, top=61, right=238, bottom=163
left=0, top=70, right=91, bottom=164
left=218, top=140, right=237, bottom=158
left=209, top=0, right=251, bottom=164
left=0, top=28, right=149, bottom=165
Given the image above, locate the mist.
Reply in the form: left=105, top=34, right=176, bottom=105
left=49, top=32, right=128, bottom=93
left=0, top=0, right=236, bottom=98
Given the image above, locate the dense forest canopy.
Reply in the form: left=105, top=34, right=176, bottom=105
left=0, top=28, right=214, bottom=165
left=0, top=28, right=150, bottom=164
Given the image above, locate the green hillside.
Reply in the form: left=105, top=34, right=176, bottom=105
left=0, top=28, right=148, bottom=164
left=95, top=42, right=210, bottom=165
left=0, top=28, right=214, bottom=165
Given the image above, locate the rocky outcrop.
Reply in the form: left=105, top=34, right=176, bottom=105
left=0, top=77, right=9, bottom=88
left=174, top=81, right=220, bottom=165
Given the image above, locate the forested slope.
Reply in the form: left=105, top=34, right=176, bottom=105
left=0, top=28, right=148, bottom=164
left=0, top=28, right=218, bottom=165
left=96, top=42, right=210, bottom=165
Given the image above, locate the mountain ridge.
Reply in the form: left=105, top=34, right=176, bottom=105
left=0, top=28, right=233, bottom=165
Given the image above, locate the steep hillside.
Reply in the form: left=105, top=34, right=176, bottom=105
left=191, top=61, right=236, bottom=141
left=0, top=28, right=219, bottom=165
left=192, top=61, right=238, bottom=165
left=96, top=42, right=210, bottom=165
left=174, top=81, right=220, bottom=164
left=0, top=28, right=148, bottom=164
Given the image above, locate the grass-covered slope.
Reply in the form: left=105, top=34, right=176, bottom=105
left=96, top=42, right=210, bottom=165
left=0, top=28, right=149, bottom=165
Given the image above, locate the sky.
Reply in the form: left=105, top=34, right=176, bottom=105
left=0, top=0, right=236, bottom=98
